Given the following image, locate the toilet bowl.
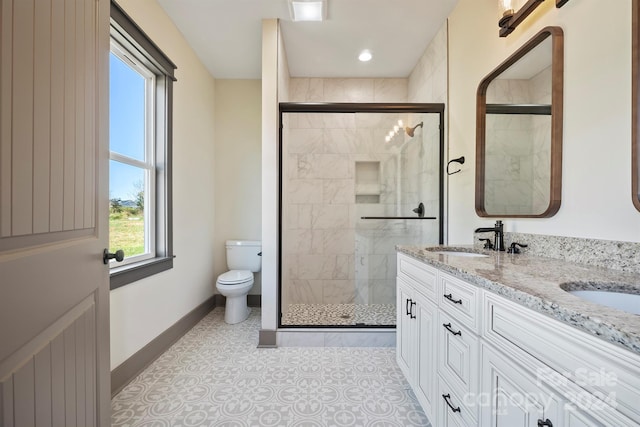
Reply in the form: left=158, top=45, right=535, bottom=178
left=216, top=270, right=254, bottom=324
left=215, top=240, right=261, bottom=324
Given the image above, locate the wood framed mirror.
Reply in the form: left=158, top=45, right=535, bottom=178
left=476, top=26, right=564, bottom=217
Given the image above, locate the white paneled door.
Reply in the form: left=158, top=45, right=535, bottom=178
left=0, top=0, right=111, bottom=425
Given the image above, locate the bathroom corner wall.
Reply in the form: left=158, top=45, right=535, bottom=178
left=261, top=19, right=289, bottom=336
left=213, top=80, right=262, bottom=294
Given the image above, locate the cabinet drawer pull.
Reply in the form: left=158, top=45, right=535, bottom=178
left=406, top=298, right=412, bottom=316
left=410, top=301, right=417, bottom=319
left=442, top=394, right=461, bottom=413
left=443, top=323, right=462, bottom=336
left=537, top=419, right=553, bottom=427
left=444, top=293, right=463, bottom=304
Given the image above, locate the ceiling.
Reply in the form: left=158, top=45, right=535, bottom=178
left=156, top=0, right=459, bottom=79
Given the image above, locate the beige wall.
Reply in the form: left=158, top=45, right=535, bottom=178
left=261, top=19, right=282, bottom=333
left=447, top=0, right=636, bottom=243
left=110, top=0, right=217, bottom=369
left=213, top=80, right=262, bottom=294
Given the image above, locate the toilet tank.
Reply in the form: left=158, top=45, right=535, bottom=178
left=226, top=240, right=261, bottom=272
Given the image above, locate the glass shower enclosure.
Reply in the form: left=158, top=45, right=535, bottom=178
left=279, top=104, right=444, bottom=327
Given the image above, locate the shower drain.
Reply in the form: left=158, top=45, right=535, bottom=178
left=340, top=314, right=351, bottom=319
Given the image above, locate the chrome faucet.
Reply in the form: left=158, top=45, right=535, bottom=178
left=474, top=220, right=505, bottom=251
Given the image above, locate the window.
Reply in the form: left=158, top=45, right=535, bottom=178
left=109, top=1, right=176, bottom=289
left=109, top=43, right=155, bottom=264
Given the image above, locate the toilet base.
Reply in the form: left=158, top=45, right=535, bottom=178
left=224, top=295, right=251, bottom=324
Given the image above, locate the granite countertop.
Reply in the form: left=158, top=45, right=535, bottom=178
left=397, top=245, right=640, bottom=355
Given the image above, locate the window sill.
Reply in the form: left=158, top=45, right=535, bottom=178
left=110, top=256, right=174, bottom=290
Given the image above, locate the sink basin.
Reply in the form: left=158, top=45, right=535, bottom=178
left=432, top=251, right=489, bottom=258
left=425, top=247, right=489, bottom=258
left=567, top=290, right=640, bottom=315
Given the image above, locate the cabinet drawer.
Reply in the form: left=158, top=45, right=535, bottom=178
left=397, top=253, right=437, bottom=301
left=438, top=271, right=481, bottom=333
left=437, top=375, right=477, bottom=427
left=438, top=310, right=479, bottom=404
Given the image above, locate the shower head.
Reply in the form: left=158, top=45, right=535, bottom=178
left=405, top=122, right=424, bottom=137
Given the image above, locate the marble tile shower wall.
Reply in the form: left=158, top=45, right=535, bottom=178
left=485, top=66, right=551, bottom=214
left=289, top=78, right=408, bottom=103
left=282, top=78, right=410, bottom=311
left=408, top=23, right=448, bottom=104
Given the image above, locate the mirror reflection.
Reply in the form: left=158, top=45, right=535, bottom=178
left=476, top=27, right=563, bottom=218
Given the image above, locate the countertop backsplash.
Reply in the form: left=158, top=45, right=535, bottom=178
left=474, top=232, right=640, bottom=274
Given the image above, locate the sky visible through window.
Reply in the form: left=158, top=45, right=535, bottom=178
left=109, top=53, right=146, bottom=201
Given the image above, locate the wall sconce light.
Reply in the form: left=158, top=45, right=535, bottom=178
left=499, top=0, right=569, bottom=37
left=498, top=0, right=515, bottom=28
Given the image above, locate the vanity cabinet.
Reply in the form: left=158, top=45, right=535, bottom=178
left=396, top=261, right=438, bottom=421
left=396, top=252, right=640, bottom=427
left=398, top=254, right=480, bottom=426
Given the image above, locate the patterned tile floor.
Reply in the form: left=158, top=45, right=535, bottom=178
left=111, top=308, right=430, bottom=427
left=280, top=304, right=396, bottom=327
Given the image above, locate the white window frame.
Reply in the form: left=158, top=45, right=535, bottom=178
left=109, top=40, right=157, bottom=266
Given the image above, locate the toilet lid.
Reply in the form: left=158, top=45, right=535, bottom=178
left=217, top=270, right=252, bottom=284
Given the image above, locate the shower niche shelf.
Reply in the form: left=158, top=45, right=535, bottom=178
left=355, top=161, right=381, bottom=204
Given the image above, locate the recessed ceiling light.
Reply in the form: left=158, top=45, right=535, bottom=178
left=358, top=50, right=372, bottom=62
left=289, top=0, right=326, bottom=22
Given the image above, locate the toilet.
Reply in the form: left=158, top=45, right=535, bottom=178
left=215, top=240, right=261, bottom=324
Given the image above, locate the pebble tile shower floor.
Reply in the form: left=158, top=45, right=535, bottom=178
left=111, top=308, right=430, bottom=426
left=280, top=303, right=396, bottom=326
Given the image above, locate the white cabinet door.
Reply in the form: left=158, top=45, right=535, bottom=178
left=414, top=291, right=437, bottom=420
left=397, top=277, right=415, bottom=377
left=481, top=345, right=563, bottom=427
